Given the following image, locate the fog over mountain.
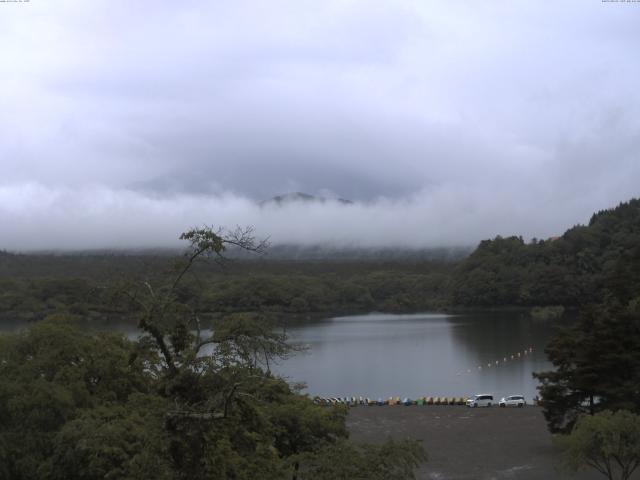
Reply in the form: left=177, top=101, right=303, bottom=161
left=0, top=185, right=618, bottom=252
left=259, top=192, right=354, bottom=207
left=1, top=1, right=639, bottom=251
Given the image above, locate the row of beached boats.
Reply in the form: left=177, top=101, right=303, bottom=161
left=313, top=396, right=469, bottom=406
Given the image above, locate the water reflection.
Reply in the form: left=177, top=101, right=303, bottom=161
left=275, top=312, right=565, bottom=401
left=0, top=311, right=565, bottom=402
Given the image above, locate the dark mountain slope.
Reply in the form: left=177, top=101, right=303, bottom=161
left=451, top=198, right=640, bottom=307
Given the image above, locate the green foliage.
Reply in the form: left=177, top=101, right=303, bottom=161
left=212, top=313, right=294, bottom=371
left=0, top=316, right=156, bottom=480
left=0, top=310, right=392, bottom=480
left=295, top=438, right=427, bottom=480
left=43, top=400, right=172, bottom=480
left=556, top=410, right=640, bottom=480
left=0, top=227, right=428, bottom=479
left=1, top=198, right=639, bottom=317
left=0, top=262, right=452, bottom=323
left=534, top=302, right=640, bottom=433
left=0, top=225, right=459, bottom=322
left=264, top=392, right=348, bottom=458
left=452, top=199, right=640, bottom=307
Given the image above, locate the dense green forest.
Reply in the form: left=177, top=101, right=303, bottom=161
left=451, top=198, right=640, bottom=308
left=0, top=228, right=427, bottom=479
left=1, top=199, right=639, bottom=322
left=527, top=202, right=640, bottom=447
left=0, top=254, right=452, bottom=323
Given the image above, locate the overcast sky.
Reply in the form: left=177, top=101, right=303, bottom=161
left=1, top=1, right=639, bottom=250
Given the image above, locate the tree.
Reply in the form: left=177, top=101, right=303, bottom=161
left=0, top=315, right=156, bottom=480
left=111, top=226, right=426, bottom=478
left=533, top=302, right=640, bottom=433
left=43, top=400, right=172, bottom=480
left=116, top=225, right=269, bottom=378
left=295, top=438, right=427, bottom=480
left=556, top=410, right=640, bottom=480
left=0, top=226, right=429, bottom=479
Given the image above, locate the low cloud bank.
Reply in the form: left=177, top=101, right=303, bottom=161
left=0, top=182, right=608, bottom=252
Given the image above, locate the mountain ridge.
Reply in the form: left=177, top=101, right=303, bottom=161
left=259, top=192, right=354, bottom=207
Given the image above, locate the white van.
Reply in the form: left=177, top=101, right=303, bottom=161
left=499, top=395, right=525, bottom=407
left=466, top=394, right=494, bottom=407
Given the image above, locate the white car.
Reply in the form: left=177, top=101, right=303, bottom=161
left=466, top=394, right=494, bottom=407
left=499, top=395, right=526, bottom=407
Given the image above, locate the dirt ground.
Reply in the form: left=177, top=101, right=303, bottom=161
left=347, top=405, right=635, bottom=480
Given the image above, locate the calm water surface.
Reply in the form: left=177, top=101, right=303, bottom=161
left=273, top=312, right=562, bottom=401
left=1, top=311, right=562, bottom=402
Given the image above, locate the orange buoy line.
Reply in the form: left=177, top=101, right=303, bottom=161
left=455, top=347, right=534, bottom=376
left=312, top=347, right=537, bottom=407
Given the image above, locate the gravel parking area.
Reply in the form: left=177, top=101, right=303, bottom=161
left=347, top=405, right=622, bottom=480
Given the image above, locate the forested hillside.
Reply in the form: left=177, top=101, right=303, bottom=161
left=1, top=199, right=638, bottom=320
left=0, top=254, right=452, bottom=323
left=451, top=199, right=640, bottom=308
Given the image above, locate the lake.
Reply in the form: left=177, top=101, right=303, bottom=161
left=273, top=311, right=562, bottom=401
left=0, top=311, right=562, bottom=402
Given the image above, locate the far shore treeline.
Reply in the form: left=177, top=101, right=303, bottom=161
left=1, top=198, right=639, bottom=323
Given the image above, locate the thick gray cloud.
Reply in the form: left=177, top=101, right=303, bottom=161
left=1, top=1, right=639, bottom=250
